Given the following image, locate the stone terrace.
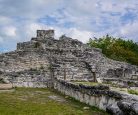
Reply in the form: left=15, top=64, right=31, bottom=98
left=0, top=30, right=137, bottom=87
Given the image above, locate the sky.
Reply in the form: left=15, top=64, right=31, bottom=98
left=0, top=0, right=138, bottom=52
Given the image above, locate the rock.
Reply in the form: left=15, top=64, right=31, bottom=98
left=117, top=101, right=138, bottom=115
left=0, top=84, right=13, bottom=90
left=130, top=103, right=138, bottom=115
left=1, top=29, right=137, bottom=86
left=96, top=78, right=102, bottom=83
left=106, top=104, right=123, bottom=115
left=83, top=106, right=90, bottom=110
left=37, top=30, right=54, bottom=39
left=117, top=101, right=131, bottom=115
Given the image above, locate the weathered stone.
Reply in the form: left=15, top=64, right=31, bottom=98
left=1, top=30, right=137, bottom=83
left=37, top=30, right=54, bottom=39
left=54, top=79, right=138, bottom=115
left=117, top=101, right=131, bottom=115
left=130, top=103, right=138, bottom=115
left=0, top=84, right=13, bottom=90
left=106, top=104, right=123, bottom=115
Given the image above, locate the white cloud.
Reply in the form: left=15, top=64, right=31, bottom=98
left=0, top=0, right=138, bottom=52
left=118, top=21, right=138, bottom=41
left=65, top=28, right=92, bottom=43
left=0, top=16, right=12, bottom=25
left=18, top=22, right=92, bottom=43
left=25, top=23, right=44, bottom=37
left=0, top=0, right=64, bottom=19
left=0, top=36, right=3, bottom=43
left=2, top=26, right=16, bottom=37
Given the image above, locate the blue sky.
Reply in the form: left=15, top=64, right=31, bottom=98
left=0, top=0, right=138, bottom=52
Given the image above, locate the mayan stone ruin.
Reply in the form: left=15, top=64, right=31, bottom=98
left=0, top=30, right=138, bottom=86
left=0, top=30, right=138, bottom=115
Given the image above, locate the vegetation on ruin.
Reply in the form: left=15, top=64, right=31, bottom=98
left=0, top=88, right=108, bottom=115
left=0, top=78, right=6, bottom=84
left=88, top=35, right=138, bottom=65
left=34, top=42, right=41, bottom=48
left=128, top=89, right=138, bottom=95
left=40, top=64, right=45, bottom=70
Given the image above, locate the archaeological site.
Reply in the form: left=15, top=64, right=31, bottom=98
left=0, top=30, right=138, bottom=115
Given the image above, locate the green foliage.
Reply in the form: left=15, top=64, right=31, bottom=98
left=88, top=35, right=138, bottom=65
left=48, top=64, right=52, bottom=70
left=0, top=78, right=6, bottom=84
left=128, top=89, right=138, bottom=95
left=40, top=64, right=44, bottom=70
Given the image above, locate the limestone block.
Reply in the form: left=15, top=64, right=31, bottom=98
left=37, top=30, right=54, bottom=39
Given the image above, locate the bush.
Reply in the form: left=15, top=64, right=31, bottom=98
left=0, top=78, right=6, bottom=84
left=128, top=89, right=138, bottom=95
left=88, top=35, right=138, bottom=65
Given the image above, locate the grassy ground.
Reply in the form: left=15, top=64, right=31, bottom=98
left=0, top=88, right=108, bottom=115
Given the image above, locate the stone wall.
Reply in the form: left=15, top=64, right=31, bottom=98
left=0, top=50, right=50, bottom=72
left=16, top=30, right=138, bottom=80
left=37, top=30, right=54, bottom=39
left=54, top=79, right=138, bottom=115
left=0, top=69, right=52, bottom=88
left=0, top=29, right=138, bottom=85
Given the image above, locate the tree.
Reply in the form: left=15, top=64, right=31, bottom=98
left=88, top=35, right=138, bottom=66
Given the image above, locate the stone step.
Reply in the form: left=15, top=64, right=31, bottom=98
left=0, top=84, right=13, bottom=90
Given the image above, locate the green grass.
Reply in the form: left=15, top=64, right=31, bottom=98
left=128, top=89, right=138, bottom=95
left=0, top=88, right=108, bottom=115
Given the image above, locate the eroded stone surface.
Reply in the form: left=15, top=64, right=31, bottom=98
left=0, top=30, right=138, bottom=87
left=54, top=79, right=138, bottom=115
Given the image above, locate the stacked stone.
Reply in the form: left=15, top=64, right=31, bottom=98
left=54, top=79, right=138, bottom=115
left=0, top=29, right=138, bottom=87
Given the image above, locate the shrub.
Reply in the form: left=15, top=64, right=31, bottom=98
left=88, top=35, right=138, bottom=65
left=128, top=89, right=138, bottom=95
left=0, top=78, right=6, bottom=84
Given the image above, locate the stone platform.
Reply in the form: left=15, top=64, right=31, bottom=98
left=0, top=84, right=13, bottom=90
